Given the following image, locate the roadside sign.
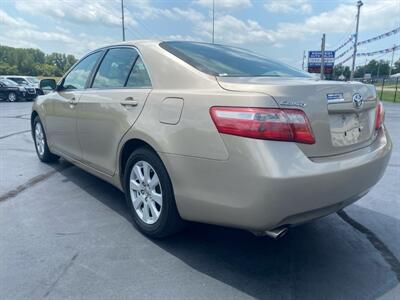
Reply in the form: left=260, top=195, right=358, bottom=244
left=308, top=51, right=335, bottom=74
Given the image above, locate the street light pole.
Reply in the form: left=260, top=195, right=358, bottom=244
left=121, top=0, right=126, bottom=41
left=212, top=0, right=215, bottom=43
left=350, top=0, right=363, bottom=80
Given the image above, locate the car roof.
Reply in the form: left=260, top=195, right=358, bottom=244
left=0, top=78, right=18, bottom=85
left=96, top=40, right=222, bottom=50
left=69, top=40, right=222, bottom=90
left=102, top=40, right=161, bottom=48
left=89, top=40, right=231, bottom=54
left=2, top=75, right=29, bottom=78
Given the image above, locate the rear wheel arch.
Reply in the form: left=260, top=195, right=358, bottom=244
left=119, top=138, right=163, bottom=188
left=123, top=145, right=185, bottom=237
left=31, top=111, right=39, bottom=135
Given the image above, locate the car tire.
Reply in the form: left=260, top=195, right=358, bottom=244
left=7, top=92, right=17, bottom=102
left=124, top=147, right=185, bottom=238
left=33, top=116, right=59, bottom=163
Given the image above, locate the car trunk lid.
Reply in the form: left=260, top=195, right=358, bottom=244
left=217, top=77, right=378, bottom=158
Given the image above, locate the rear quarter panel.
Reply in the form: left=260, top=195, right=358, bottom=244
left=120, top=88, right=279, bottom=159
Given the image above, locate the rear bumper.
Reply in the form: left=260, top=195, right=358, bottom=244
left=160, top=127, right=392, bottom=231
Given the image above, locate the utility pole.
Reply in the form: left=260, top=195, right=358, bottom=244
left=320, top=34, right=325, bottom=80
left=389, top=45, right=396, bottom=76
left=350, top=0, right=363, bottom=80
left=212, top=0, right=215, bottom=43
left=377, top=60, right=381, bottom=78
left=363, top=58, right=368, bottom=78
left=121, top=0, right=126, bottom=41
left=302, top=50, right=306, bottom=71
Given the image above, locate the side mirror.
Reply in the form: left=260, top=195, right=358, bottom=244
left=39, top=79, right=57, bottom=93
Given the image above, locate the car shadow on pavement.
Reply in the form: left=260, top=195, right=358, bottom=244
left=59, top=162, right=399, bottom=300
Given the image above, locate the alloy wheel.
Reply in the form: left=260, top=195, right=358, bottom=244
left=129, top=160, right=163, bottom=225
left=34, top=122, right=45, bottom=156
left=8, top=92, right=17, bottom=102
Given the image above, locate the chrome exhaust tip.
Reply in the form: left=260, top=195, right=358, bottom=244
left=251, top=227, right=288, bottom=239
left=264, top=227, right=288, bottom=239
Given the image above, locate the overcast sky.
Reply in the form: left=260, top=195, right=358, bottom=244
left=1, top=0, right=399, bottom=68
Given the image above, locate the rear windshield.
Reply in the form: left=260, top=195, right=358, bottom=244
left=160, top=41, right=310, bottom=78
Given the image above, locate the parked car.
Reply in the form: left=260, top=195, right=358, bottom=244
left=0, top=78, right=36, bottom=102
left=32, top=41, right=391, bottom=239
left=1, top=75, right=43, bottom=95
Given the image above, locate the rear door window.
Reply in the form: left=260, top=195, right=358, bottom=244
left=92, top=48, right=138, bottom=89
left=126, top=57, right=152, bottom=88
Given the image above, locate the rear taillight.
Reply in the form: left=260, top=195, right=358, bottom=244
left=375, top=101, right=385, bottom=130
left=209, top=107, right=315, bottom=144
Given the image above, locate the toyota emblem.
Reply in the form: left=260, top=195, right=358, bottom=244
left=352, top=93, right=363, bottom=109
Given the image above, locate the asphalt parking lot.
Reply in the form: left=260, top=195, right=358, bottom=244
left=0, top=101, right=399, bottom=300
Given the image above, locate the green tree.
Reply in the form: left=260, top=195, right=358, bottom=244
left=353, top=59, right=390, bottom=78
left=332, top=65, right=351, bottom=80
left=0, top=45, right=77, bottom=77
left=0, top=62, right=18, bottom=74
left=34, top=64, right=58, bottom=77
left=66, top=55, right=77, bottom=71
left=392, top=59, right=400, bottom=75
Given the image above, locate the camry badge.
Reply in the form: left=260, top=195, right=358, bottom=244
left=352, top=93, right=363, bottom=109
left=279, top=100, right=306, bottom=108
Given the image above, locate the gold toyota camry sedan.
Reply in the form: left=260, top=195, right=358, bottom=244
left=32, top=41, right=392, bottom=238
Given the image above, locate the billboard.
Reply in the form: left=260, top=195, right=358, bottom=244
left=308, top=51, right=335, bottom=74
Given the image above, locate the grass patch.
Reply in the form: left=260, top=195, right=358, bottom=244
left=379, top=90, right=400, bottom=103
left=375, top=84, right=398, bottom=89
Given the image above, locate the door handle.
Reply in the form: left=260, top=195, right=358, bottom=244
left=120, top=97, right=138, bottom=107
left=69, top=97, right=77, bottom=105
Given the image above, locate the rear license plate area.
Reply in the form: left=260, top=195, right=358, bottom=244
left=329, top=112, right=372, bottom=147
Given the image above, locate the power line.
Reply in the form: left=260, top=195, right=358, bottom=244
left=120, top=2, right=162, bottom=39
left=336, top=46, right=354, bottom=60
left=334, top=35, right=354, bottom=53
left=135, top=19, right=161, bottom=39
left=355, top=51, right=387, bottom=66
left=336, top=25, right=400, bottom=62
left=357, top=26, right=400, bottom=46
left=338, top=45, right=399, bottom=66
left=90, top=3, right=143, bottom=40
left=357, top=44, right=399, bottom=57
left=331, top=18, right=356, bottom=51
